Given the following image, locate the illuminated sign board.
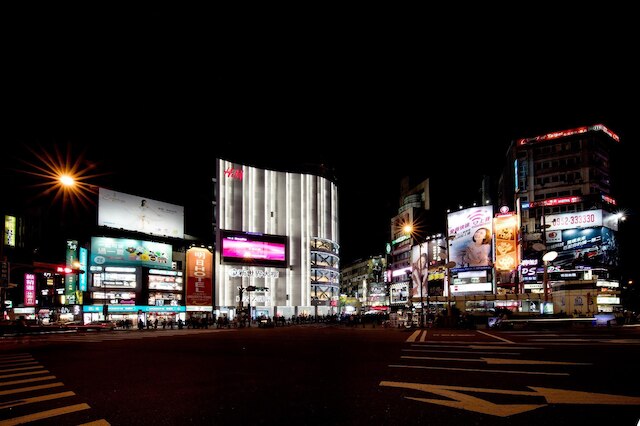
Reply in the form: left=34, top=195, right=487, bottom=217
left=65, top=240, right=78, bottom=304
left=221, top=230, right=287, bottom=268
left=4, top=215, right=16, bottom=247
left=149, top=271, right=183, bottom=291
left=79, top=247, right=88, bottom=291
left=547, top=210, right=602, bottom=231
left=494, top=213, right=518, bottom=272
left=223, top=167, right=244, bottom=180
left=547, top=209, right=620, bottom=232
left=91, top=237, right=173, bottom=269
left=447, top=206, right=494, bottom=270
left=186, top=247, right=213, bottom=307
left=24, top=273, right=36, bottom=306
left=521, top=196, right=582, bottom=209
left=517, top=124, right=620, bottom=146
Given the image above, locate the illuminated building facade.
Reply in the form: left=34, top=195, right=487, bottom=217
left=500, top=124, right=624, bottom=314
left=213, top=158, right=340, bottom=320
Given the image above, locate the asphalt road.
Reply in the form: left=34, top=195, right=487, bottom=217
left=1, top=324, right=639, bottom=425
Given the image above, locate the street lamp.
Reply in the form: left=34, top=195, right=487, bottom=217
left=237, top=285, right=244, bottom=324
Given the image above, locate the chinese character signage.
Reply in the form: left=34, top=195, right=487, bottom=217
left=186, top=247, right=212, bottom=306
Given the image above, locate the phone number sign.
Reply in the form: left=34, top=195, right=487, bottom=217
left=546, top=210, right=602, bottom=231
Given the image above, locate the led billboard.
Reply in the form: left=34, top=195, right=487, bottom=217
left=220, top=230, right=287, bottom=268
left=91, top=237, right=173, bottom=269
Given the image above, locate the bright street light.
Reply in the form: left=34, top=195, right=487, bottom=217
left=59, top=174, right=75, bottom=187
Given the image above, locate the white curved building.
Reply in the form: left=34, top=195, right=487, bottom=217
left=213, top=158, right=340, bottom=320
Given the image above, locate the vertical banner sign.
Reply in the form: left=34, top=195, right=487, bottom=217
left=24, top=273, right=36, bottom=306
left=0, top=261, right=8, bottom=288
left=65, top=240, right=78, bottom=305
left=494, top=213, right=518, bottom=272
left=4, top=215, right=16, bottom=247
left=186, top=248, right=213, bottom=306
left=78, top=247, right=88, bottom=291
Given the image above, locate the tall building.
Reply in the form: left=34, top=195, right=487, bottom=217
left=213, top=158, right=340, bottom=320
left=500, top=124, right=624, bottom=314
left=339, top=255, right=386, bottom=315
left=387, top=177, right=443, bottom=314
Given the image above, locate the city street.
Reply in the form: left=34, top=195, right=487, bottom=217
left=1, top=324, right=639, bottom=425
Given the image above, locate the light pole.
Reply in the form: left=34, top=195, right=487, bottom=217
left=237, top=285, right=244, bottom=324
left=542, top=250, right=558, bottom=310
left=418, top=242, right=425, bottom=328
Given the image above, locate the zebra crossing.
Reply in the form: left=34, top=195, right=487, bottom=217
left=0, top=353, right=109, bottom=425
left=0, top=328, right=234, bottom=424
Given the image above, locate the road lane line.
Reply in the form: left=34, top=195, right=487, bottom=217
left=404, top=349, right=521, bottom=355
left=476, top=330, right=515, bottom=343
left=389, top=364, right=569, bottom=375
left=406, top=330, right=422, bottom=342
left=401, top=355, right=591, bottom=365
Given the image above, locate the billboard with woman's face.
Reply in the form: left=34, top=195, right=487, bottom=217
left=447, top=206, right=494, bottom=269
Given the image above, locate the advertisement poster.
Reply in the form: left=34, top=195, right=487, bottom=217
left=186, top=247, right=213, bottom=306
left=91, top=237, right=172, bottom=269
left=544, top=226, right=618, bottom=268
left=494, top=213, right=518, bottom=272
left=447, top=206, right=494, bottom=269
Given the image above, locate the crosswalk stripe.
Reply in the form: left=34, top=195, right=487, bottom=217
left=0, top=402, right=91, bottom=426
left=1, top=375, right=56, bottom=387
left=0, top=390, right=75, bottom=409
left=0, top=382, right=64, bottom=396
left=0, top=369, right=49, bottom=380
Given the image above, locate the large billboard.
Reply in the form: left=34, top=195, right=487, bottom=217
left=220, top=230, right=287, bottom=268
left=90, top=237, right=173, bottom=269
left=410, top=236, right=447, bottom=299
left=98, top=188, right=184, bottom=238
left=447, top=206, right=494, bottom=269
left=544, top=226, right=618, bottom=268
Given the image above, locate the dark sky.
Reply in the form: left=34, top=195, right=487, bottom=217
left=4, top=64, right=638, bottom=265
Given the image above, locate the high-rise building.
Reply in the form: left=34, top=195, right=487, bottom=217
left=213, top=158, right=340, bottom=320
left=500, top=124, right=624, bottom=314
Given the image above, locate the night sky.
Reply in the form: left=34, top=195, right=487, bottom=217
left=4, top=66, right=638, bottom=270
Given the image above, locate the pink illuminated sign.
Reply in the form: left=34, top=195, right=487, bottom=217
left=224, top=167, right=243, bottom=180
left=526, top=196, right=581, bottom=208
left=221, top=230, right=288, bottom=268
left=517, top=124, right=620, bottom=146
left=222, top=237, right=285, bottom=261
left=24, top=273, right=36, bottom=306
